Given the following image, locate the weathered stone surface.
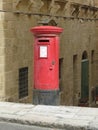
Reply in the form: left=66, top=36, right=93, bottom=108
left=0, top=102, right=98, bottom=130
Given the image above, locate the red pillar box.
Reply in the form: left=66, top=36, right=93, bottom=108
left=30, top=26, right=63, bottom=105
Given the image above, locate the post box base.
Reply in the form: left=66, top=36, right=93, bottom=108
left=33, top=89, right=60, bottom=106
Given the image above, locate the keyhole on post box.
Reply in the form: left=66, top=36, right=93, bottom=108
left=49, top=60, right=55, bottom=70
left=52, top=60, right=55, bottom=65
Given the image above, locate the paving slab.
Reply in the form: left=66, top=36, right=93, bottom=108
left=0, top=102, right=97, bottom=130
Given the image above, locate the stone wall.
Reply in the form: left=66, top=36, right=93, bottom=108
left=0, top=0, right=98, bottom=106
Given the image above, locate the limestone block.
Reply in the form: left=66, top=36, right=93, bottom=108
left=28, top=0, right=44, bottom=12
left=0, top=3, right=3, bottom=10
left=0, top=30, right=5, bottom=39
left=0, top=48, right=5, bottom=56
left=7, top=21, right=15, bottom=30
left=13, top=0, right=44, bottom=12
left=4, top=29, right=15, bottom=38
left=5, top=47, right=13, bottom=57
left=5, top=80, right=18, bottom=96
left=0, top=56, right=5, bottom=64
left=0, top=74, right=5, bottom=83
left=0, top=12, right=5, bottom=21
left=0, top=82, right=5, bottom=91
left=3, top=2, right=12, bottom=11
left=4, top=13, right=15, bottom=21
left=0, top=96, right=6, bottom=101
left=49, top=0, right=60, bottom=15
left=5, top=71, right=14, bottom=82
left=0, top=65, right=5, bottom=73
left=5, top=56, right=13, bottom=72
left=0, top=38, right=6, bottom=47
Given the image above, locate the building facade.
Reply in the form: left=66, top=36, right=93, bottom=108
left=0, top=0, right=98, bottom=106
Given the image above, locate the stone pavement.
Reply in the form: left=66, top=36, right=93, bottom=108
left=0, top=102, right=98, bottom=130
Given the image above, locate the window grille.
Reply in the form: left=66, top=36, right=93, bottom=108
left=19, top=67, right=28, bottom=99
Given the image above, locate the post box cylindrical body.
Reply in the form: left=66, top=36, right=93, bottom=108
left=31, top=26, right=63, bottom=105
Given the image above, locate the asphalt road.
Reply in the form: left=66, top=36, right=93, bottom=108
left=0, top=122, right=59, bottom=130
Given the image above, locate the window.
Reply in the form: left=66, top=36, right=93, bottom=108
left=19, top=67, right=28, bottom=99
left=82, top=51, right=88, bottom=60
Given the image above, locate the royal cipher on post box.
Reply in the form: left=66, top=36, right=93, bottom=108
left=30, top=26, right=63, bottom=105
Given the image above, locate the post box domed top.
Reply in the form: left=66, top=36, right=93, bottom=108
left=30, top=26, right=63, bottom=35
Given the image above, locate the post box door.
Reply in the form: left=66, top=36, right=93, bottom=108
left=34, top=37, right=59, bottom=90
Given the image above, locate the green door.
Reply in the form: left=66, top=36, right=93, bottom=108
left=81, top=59, right=89, bottom=100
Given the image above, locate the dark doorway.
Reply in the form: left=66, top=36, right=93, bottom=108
left=80, top=51, right=89, bottom=106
